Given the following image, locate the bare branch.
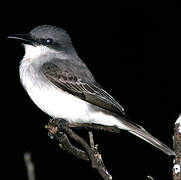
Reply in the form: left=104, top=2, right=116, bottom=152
left=45, top=121, right=89, bottom=161
left=147, top=175, right=155, bottom=180
left=24, top=152, right=36, bottom=180
left=46, top=118, right=112, bottom=180
left=88, top=131, right=95, bottom=148
left=57, top=133, right=89, bottom=161
left=69, top=122, right=120, bottom=133
left=173, top=115, right=181, bottom=180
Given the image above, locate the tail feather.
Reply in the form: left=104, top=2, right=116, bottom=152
left=129, top=129, right=175, bottom=156
left=118, top=118, right=175, bottom=156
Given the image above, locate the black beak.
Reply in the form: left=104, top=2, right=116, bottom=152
left=7, top=34, right=36, bottom=45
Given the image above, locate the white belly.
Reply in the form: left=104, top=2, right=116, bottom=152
left=25, top=78, right=91, bottom=122
left=19, top=59, right=127, bottom=129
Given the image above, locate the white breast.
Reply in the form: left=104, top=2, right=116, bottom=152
left=20, top=59, right=92, bottom=123
left=19, top=56, right=127, bottom=129
left=23, top=44, right=56, bottom=60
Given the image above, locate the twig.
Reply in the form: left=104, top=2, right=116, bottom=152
left=69, top=122, right=120, bottom=133
left=88, top=131, right=95, bottom=148
left=173, top=115, right=181, bottom=180
left=147, top=175, right=155, bottom=180
left=61, top=122, right=112, bottom=180
left=45, top=121, right=89, bottom=161
left=46, top=118, right=119, bottom=133
left=24, top=152, right=36, bottom=180
left=46, top=118, right=112, bottom=180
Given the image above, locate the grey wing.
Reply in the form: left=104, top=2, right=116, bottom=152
left=40, top=60, right=126, bottom=116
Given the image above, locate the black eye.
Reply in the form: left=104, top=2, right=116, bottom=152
left=46, top=38, right=53, bottom=44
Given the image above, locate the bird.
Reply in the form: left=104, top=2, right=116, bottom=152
left=8, top=25, right=174, bottom=156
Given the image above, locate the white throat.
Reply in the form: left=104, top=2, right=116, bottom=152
left=23, top=44, right=53, bottom=60
left=23, top=44, right=68, bottom=62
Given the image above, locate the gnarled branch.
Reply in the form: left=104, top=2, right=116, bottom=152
left=173, top=115, right=181, bottom=180
left=46, top=118, right=113, bottom=180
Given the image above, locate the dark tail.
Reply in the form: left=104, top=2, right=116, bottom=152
left=129, top=128, right=175, bottom=156
left=117, top=118, right=175, bottom=156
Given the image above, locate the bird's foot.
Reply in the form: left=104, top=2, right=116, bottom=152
left=56, top=118, right=69, bottom=132
left=46, top=118, right=68, bottom=139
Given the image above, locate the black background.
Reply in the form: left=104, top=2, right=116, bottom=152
left=1, top=1, right=181, bottom=180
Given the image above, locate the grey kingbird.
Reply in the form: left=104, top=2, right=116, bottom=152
left=8, top=25, right=174, bottom=156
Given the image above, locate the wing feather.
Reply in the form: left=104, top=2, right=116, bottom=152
left=41, top=61, right=126, bottom=116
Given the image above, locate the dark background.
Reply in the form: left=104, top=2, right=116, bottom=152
left=1, top=1, right=181, bottom=180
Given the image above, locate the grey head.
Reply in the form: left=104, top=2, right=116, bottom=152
left=8, top=25, right=77, bottom=54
